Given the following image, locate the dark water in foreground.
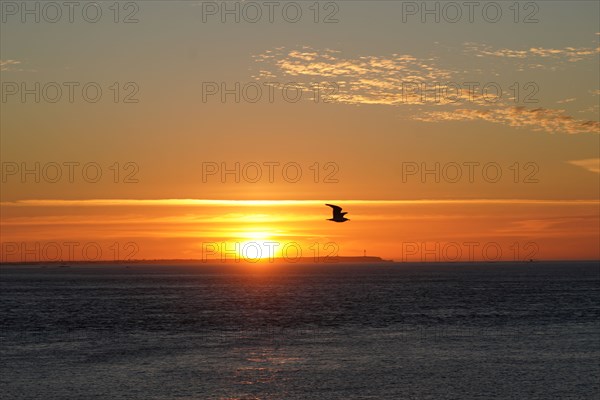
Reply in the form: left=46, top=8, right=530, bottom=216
left=1, top=262, right=599, bottom=399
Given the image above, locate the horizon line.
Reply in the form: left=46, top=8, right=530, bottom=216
left=2, top=258, right=599, bottom=266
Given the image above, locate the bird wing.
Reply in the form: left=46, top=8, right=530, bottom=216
left=325, top=204, right=343, bottom=217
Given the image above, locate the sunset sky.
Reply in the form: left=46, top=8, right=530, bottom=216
left=1, top=1, right=599, bottom=262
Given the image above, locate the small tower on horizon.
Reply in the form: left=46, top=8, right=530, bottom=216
left=363, top=249, right=366, bottom=257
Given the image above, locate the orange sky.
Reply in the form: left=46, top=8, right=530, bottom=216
left=1, top=1, right=599, bottom=263
left=1, top=199, right=598, bottom=262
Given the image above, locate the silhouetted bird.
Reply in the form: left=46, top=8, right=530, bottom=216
left=325, top=204, right=349, bottom=222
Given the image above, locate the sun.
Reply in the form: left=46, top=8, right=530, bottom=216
left=237, top=231, right=278, bottom=261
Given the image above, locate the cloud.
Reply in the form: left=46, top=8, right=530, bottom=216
left=465, top=43, right=600, bottom=63
left=557, top=98, right=576, bottom=104
left=254, top=46, right=599, bottom=134
left=0, top=59, right=22, bottom=72
left=416, top=107, right=600, bottom=134
left=254, top=46, right=486, bottom=106
left=494, top=216, right=600, bottom=238
left=2, top=199, right=597, bottom=207
left=579, top=104, right=600, bottom=114
left=568, top=158, right=600, bottom=173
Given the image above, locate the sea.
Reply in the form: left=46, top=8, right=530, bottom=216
left=1, top=261, right=599, bottom=399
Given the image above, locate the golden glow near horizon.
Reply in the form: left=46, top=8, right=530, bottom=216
left=1, top=198, right=598, bottom=262
left=1, top=1, right=599, bottom=263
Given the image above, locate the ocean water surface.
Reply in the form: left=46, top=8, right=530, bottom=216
left=1, top=261, right=599, bottom=399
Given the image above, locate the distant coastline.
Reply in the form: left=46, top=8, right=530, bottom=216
left=2, top=258, right=600, bottom=267
left=0, top=256, right=393, bottom=266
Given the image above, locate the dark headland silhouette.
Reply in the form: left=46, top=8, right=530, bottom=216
left=2, top=255, right=393, bottom=266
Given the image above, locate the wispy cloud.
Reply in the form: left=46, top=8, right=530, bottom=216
left=254, top=46, right=482, bottom=106
left=254, top=46, right=599, bottom=134
left=568, top=158, right=600, bottom=174
left=0, top=59, right=21, bottom=72
left=557, top=98, right=576, bottom=104
left=416, top=107, right=600, bottom=134
left=494, top=216, right=600, bottom=238
left=2, top=199, right=598, bottom=207
left=465, top=43, right=600, bottom=63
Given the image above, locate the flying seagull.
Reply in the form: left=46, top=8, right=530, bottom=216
left=325, top=204, right=349, bottom=222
